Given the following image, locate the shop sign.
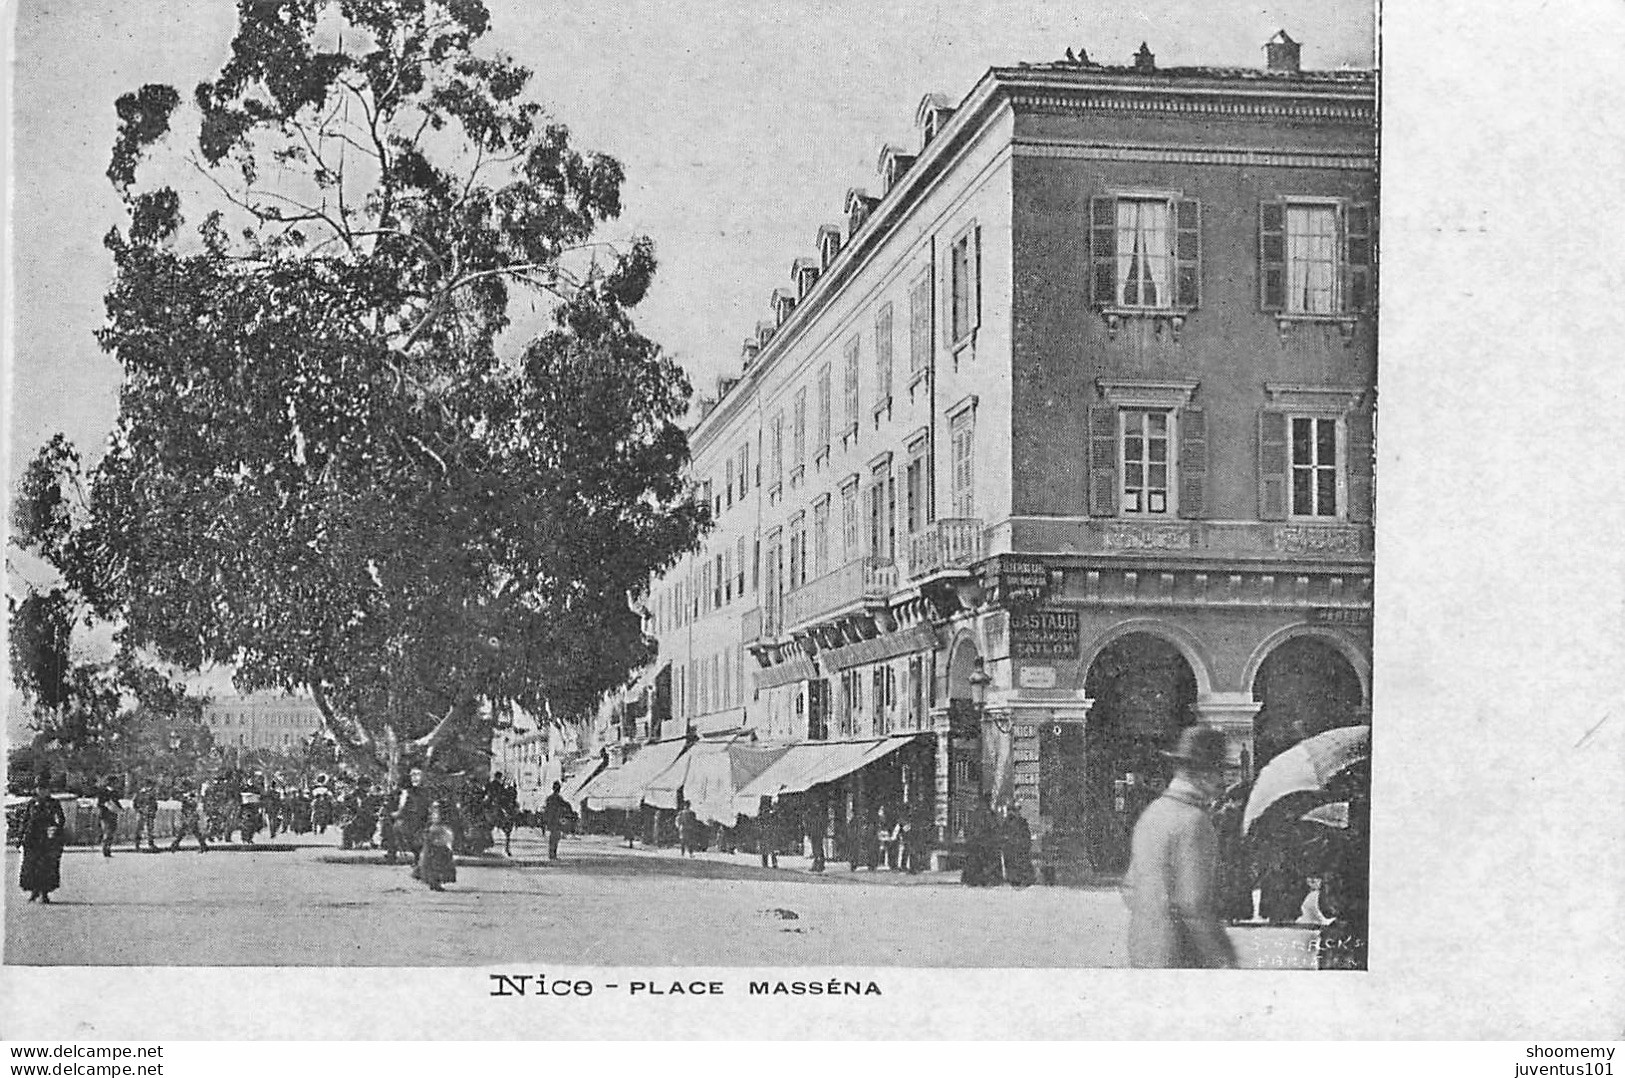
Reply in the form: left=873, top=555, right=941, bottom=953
left=1010, top=610, right=1081, bottom=660
left=1013, top=762, right=1040, bottom=777
left=1017, top=665, right=1057, bottom=689
left=1310, top=607, right=1372, bottom=626
left=1013, top=748, right=1040, bottom=762
left=1014, top=724, right=1038, bottom=738
left=982, top=558, right=1050, bottom=607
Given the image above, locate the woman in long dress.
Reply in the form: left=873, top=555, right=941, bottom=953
left=417, top=802, right=458, bottom=892
left=18, top=781, right=66, bottom=903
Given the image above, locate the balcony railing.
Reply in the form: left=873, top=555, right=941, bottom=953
left=906, top=518, right=984, bottom=580
left=783, top=556, right=897, bottom=629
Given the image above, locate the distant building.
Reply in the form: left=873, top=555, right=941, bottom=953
left=200, top=692, right=324, bottom=753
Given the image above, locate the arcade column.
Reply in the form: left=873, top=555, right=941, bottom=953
left=1195, top=692, right=1263, bottom=782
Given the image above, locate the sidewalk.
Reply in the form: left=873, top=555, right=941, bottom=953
left=563, top=830, right=964, bottom=885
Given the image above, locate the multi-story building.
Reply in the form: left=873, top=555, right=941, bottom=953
left=201, top=692, right=325, bottom=754
left=636, top=33, right=1375, bottom=878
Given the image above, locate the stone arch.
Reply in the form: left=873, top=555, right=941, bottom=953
left=944, top=629, right=982, bottom=701
left=1241, top=623, right=1371, bottom=707
left=1075, top=617, right=1216, bottom=699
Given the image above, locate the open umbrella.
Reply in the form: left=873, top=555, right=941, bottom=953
left=1300, top=801, right=1350, bottom=829
left=1243, top=725, right=1369, bottom=834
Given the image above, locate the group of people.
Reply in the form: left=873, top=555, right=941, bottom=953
left=959, top=795, right=1036, bottom=887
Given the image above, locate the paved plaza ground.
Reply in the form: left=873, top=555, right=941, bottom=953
left=4, top=830, right=1129, bottom=967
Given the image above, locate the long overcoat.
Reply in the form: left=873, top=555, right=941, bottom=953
left=18, top=795, right=66, bottom=895
left=1121, top=785, right=1237, bottom=968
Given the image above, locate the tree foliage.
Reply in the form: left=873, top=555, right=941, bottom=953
left=74, top=0, right=706, bottom=777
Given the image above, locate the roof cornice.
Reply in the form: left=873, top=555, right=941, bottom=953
left=688, top=64, right=1376, bottom=451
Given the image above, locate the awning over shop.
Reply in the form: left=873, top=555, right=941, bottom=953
left=581, top=738, right=691, bottom=812
left=560, top=758, right=607, bottom=807
left=642, top=737, right=731, bottom=812
left=684, top=742, right=791, bottom=827
left=731, top=735, right=923, bottom=817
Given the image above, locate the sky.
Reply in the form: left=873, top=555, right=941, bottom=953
left=5, top=0, right=1375, bottom=480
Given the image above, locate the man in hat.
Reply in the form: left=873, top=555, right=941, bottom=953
left=541, top=781, right=576, bottom=861
left=1121, top=725, right=1237, bottom=968
left=94, top=777, right=122, bottom=858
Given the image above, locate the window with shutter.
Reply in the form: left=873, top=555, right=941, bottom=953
left=843, top=337, right=860, bottom=439
left=1088, top=406, right=1118, bottom=516
left=1344, top=204, right=1375, bottom=313
left=1347, top=408, right=1374, bottom=522
left=949, top=223, right=980, bottom=345
left=1263, top=198, right=1377, bottom=317
left=1258, top=409, right=1290, bottom=520
left=1092, top=194, right=1199, bottom=313
left=909, top=274, right=932, bottom=379
left=1120, top=409, right=1174, bottom=516
left=1289, top=415, right=1340, bottom=518
left=816, top=365, right=831, bottom=460
left=875, top=303, right=894, bottom=406
left=950, top=411, right=975, bottom=517
left=1178, top=406, right=1206, bottom=519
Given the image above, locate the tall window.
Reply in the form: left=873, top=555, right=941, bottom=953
left=724, top=459, right=734, bottom=509
left=738, top=443, right=750, bottom=501
left=949, top=224, right=980, bottom=343
left=813, top=497, right=830, bottom=577
left=909, top=274, right=932, bottom=377
left=843, top=337, right=860, bottom=436
left=1121, top=410, right=1174, bottom=516
left=736, top=535, right=747, bottom=595
left=905, top=443, right=928, bottom=533
left=950, top=410, right=975, bottom=517
left=1090, top=195, right=1201, bottom=310
left=816, top=365, right=832, bottom=457
left=841, top=482, right=860, bottom=561
left=1291, top=416, right=1340, bottom=518
left=771, top=412, right=784, bottom=488
left=875, top=304, right=894, bottom=401
left=1260, top=200, right=1374, bottom=315
left=868, top=467, right=895, bottom=561
left=789, top=514, right=805, bottom=589
left=793, top=390, right=807, bottom=472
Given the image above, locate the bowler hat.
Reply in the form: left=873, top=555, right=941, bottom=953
left=1162, top=725, right=1228, bottom=772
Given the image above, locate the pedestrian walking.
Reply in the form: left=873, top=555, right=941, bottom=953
left=878, top=804, right=901, bottom=870
left=803, top=799, right=826, bottom=873
left=417, top=802, right=458, bottom=892
left=541, top=781, right=576, bottom=861
left=677, top=802, right=700, bottom=857
left=17, top=778, right=66, bottom=903
left=132, top=783, right=160, bottom=852
left=95, top=778, right=122, bottom=858
left=1121, top=725, right=1238, bottom=969
left=169, top=788, right=209, bottom=852
left=757, top=796, right=779, bottom=868
left=960, top=794, right=1001, bottom=886
left=999, top=801, right=1036, bottom=887
left=389, top=767, right=431, bottom=866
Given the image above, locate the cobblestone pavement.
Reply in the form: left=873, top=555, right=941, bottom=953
left=3, top=830, right=1128, bottom=967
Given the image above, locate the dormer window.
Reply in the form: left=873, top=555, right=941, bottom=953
left=877, top=145, right=915, bottom=194
left=756, top=320, right=776, bottom=349
left=915, top=93, right=954, bottom=148
left=844, top=189, right=879, bottom=236
left=792, top=257, right=820, bottom=299
left=741, top=339, right=760, bottom=368
left=817, top=225, right=843, bottom=270
left=772, top=288, right=797, bottom=326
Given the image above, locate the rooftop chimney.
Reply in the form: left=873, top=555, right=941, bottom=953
left=1265, top=30, right=1301, bottom=73
left=1134, top=42, right=1155, bottom=72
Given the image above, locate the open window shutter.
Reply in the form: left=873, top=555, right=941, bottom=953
left=972, top=224, right=982, bottom=331
left=1177, top=406, right=1207, bottom=519
left=1344, top=203, right=1375, bottom=313
left=1260, top=200, right=1286, bottom=311
left=1346, top=408, right=1374, bottom=522
left=1175, top=199, right=1201, bottom=308
left=1088, top=406, right=1118, bottom=516
left=1258, top=409, right=1289, bottom=520
left=1089, top=196, right=1116, bottom=307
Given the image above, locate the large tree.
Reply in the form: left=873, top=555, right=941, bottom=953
left=64, top=0, right=705, bottom=777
